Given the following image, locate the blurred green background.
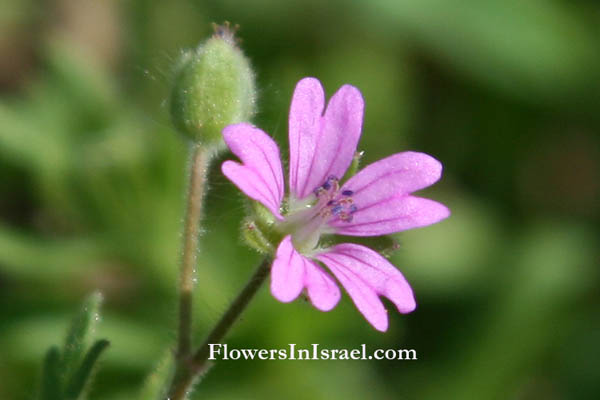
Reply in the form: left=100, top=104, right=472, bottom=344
left=1, top=0, right=599, bottom=399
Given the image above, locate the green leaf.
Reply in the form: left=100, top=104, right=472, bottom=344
left=61, top=292, right=103, bottom=379
left=64, top=339, right=110, bottom=400
left=363, top=0, right=599, bottom=102
left=138, top=350, right=175, bottom=400
left=40, top=346, right=62, bottom=400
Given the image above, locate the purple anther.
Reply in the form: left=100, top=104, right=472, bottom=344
left=349, top=204, right=358, bottom=214
left=342, top=190, right=354, bottom=196
left=331, top=205, right=343, bottom=215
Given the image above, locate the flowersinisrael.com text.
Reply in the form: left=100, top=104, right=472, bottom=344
left=208, top=344, right=417, bottom=361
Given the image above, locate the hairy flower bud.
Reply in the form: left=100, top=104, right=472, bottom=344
left=170, top=24, right=256, bottom=148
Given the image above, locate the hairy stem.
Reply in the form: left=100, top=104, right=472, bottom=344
left=167, top=258, right=271, bottom=400
left=177, top=145, right=211, bottom=359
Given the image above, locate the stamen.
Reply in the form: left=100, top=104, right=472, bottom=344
left=312, top=177, right=358, bottom=223
left=314, top=186, right=328, bottom=197
left=339, top=211, right=353, bottom=222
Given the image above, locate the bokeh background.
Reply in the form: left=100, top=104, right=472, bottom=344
left=1, top=0, right=599, bottom=399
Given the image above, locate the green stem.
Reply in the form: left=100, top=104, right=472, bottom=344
left=177, top=145, right=211, bottom=359
left=167, top=258, right=271, bottom=400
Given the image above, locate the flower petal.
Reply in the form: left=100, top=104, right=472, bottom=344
left=271, top=235, right=305, bottom=303
left=331, top=196, right=450, bottom=236
left=270, top=235, right=341, bottom=311
left=304, top=261, right=341, bottom=311
left=342, top=151, right=443, bottom=201
left=289, top=78, right=325, bottom=199
left=222, top=123, right=285, bottom=220
left=329, top=151, right=449, bottom=235
left=289, top=78, right=364, bottom=199
left=317, top=253, right=389, bottom=332
left=316, top=243, right=416, bottom=331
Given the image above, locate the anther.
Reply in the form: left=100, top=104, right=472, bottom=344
left=342, top=190, right=354, bottom=196
left=340, top=212, right=353, bottom=222
left=314, top=187, right=327, bottom=197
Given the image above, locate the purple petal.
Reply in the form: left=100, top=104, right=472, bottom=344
left=289, top=78, right=325, bottom=199
left=317, top=243, right=416, bottom=331
left=332, top=196, right=450, bottom=236
left=329, top=152, right=450, bottom=235
left=271, top=236, right=305, bottom=302
left=270, top=236, right=341, bottom=311
left=289, top=78, right=364, bottom=199
left=317, top=254, right=388, bottom=332
left=304, top=261, right=341, bottom=311
left=343, top=152, right=443, bottom=201
left=222, top=123, right=285, bottom=220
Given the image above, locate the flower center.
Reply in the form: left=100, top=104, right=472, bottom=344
left=280, top=176, right=358, bottom=254
left=314, top=175, right=358, bottom=223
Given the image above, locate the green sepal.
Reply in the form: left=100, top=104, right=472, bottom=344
left=64, top=339, right=110, bottom=400
left=61, top=292, right=103, bottom=378
left=241, top=218, right=275, bottom=254
left=40, top=346, right=62, bottom=400
left=342, top=151, right=364, bottom=182
left=241, top=201, right=286, bottom=255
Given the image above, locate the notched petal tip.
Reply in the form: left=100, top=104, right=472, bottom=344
left=413, top=197, right=451, bottom=226
left=304, top=262, right=341, bottom=312
left=399, top=297, right=417, bottom=314
left=221, top=122, right=285, bottom=220
left=292, top=78, right=326, bottom=114
left=331, top=84, right=364, bottom=114
left=295, top=76, right=324, bottom=91
left=372, top=317, right=389, bottom=332
left=401, top=151, right=443, bottom=184
left=316, top=243, right=416, bottom=331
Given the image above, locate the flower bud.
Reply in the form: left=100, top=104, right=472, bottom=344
left=170, top=24, right=256, bottom=148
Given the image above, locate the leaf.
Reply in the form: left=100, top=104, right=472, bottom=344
left=61, top=292, right=103, bottom=379
left=0, top=225, right=105, bottom=282
left=39, top=346, right=62, bottom=400
left=64, top=339, right=110, bottom=400
left=138, top=350, right=175, bottom=400
left=363, top=0, right=599, bottom=102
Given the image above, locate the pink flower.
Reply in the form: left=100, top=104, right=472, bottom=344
left=221, top=77, right=449, bottom=331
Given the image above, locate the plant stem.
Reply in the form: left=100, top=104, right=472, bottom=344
left=177, top=145, right=211, bottom=359
left=167, top=258, right=271, bottom=400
